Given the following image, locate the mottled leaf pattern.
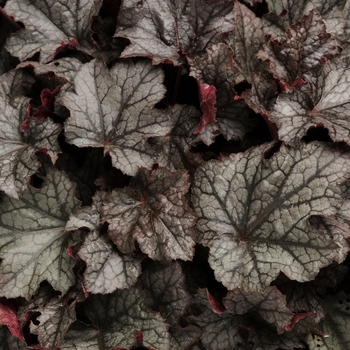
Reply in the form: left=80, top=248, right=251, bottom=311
left=224, top=1, right=266, bottom=83
left=192, top=142, right=350, bottom=291
left=0, top=70, right=62, bottom=198
left=0, top=168, right=82, bottom=299
left=115, top=0, right=235, bottom=64
left=78, top=230, right=141, bottom=294
left=149, top=104, right=203, bottom=171
left=189, top=289, right=242, bottom=350
left=190, top=43, right=256, bottom=141
left=258, top=10, right=337, bottom=91
left=85, top=288, right=170, bottom=349
left=224, top=287, right=293, bottom=332
left=30, top=299, right=76, bottom=350
left=63, top=59, right=173, bottom=175
left=306, top=291, right=350, bottom=349
left=270, top=58, right=350, bottom=145
left=4, top=0, right=101, bottom=62
left=102, top=167, right=196, bottom=260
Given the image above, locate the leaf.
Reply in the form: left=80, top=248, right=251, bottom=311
left=242, top=312, right=317, bottom=350
left=0, top=70, right=62, bottom=198
left=190, top=43, right=256, bottom=141
left=30, top=299, right=76, bottom=350
left=59, top=322, right=100, bottom=350
left=192, top=142, right=350, bottom=291
left=188, top=289, right=243, bottom=350
left=4, top=0, right=102, bottom=63
left=223, top=287, right=293, bottom=333
left=77, top=229, right=141, bottom=294
left=84, top=287, right=171, bottom=349
left=270, top=57, right=350, bottom=145
left=137, top=261, right=192, bottom=324
left=309, top=200, right=350, bottom=263
left=148, top=104, right=203, bottom=171
left=102, top=167, right=197, bottom=260
left=305, top=291, right=350, bottom=349
left=62, top=59, right=174, bottom=176
left=262, top=0, right=348, bottom=42
left=224, top=1, right=266, bottom=83
left=17, top=58, right=83, bottom=92
left=137, top=261, right=201, bottom=348
left=0, top=167, right=82, bottom=300
left=258, top=10, right=338, bottom=92
left=115, top=0, right=235, bottom=65
left=242, top=72, right=277, bottom=117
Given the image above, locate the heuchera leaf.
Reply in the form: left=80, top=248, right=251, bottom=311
left=62, top=59, right=174, bottom=176
left=115, top=0, right=235, bottom=65
left=0, top=167, right=82, bottom=300
left=305, top=291, right=350, bottom=349
left=190, top=43, right=255, bottom=142
left=137, top=261, right=201, bottom=349
left=270, top=57, right=350, bottom=145
left=223, top=287, right=293, bottom=333
left=29, top=299, right=76, bottom=350
left=0, top=70, right=61, bottom=198
left=148, top=104, right=203, bottom=171
left=258, top=10, right=338, bottom=92
left=192, top=142, right=350, bottom=291
left=189, top=289, right=243, bottom=350
left=4, top=0, right=102, bottom=63
left=102, top=167, right=197, bottom=260
left=263, top=0, right=348, bottom=42
left=59, top=322, right=100, bottom=350
left=17, top=58, right=83, bottom=93
left=224, top=1, right=266, bottom=83
left=77, top=229, right=141, bottom=294
left=84, top=287, right=171, bottom=349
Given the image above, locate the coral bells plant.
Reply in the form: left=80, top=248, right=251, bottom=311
left=1, top=0, right=350, bottom=349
